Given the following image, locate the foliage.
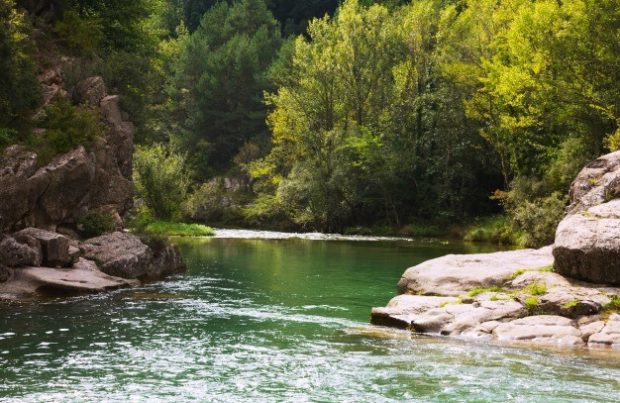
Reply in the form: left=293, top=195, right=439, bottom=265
left=496, top=178, right=567, bottom=247
left=35, top=97, right=103, bottom=163
left=138, top=220, right=214, bottom=237
left=0, top=127, right=17, bottom=152
left=133, top=144, right=192, bottom=220
left=78, top=211, right=117, bottom=238
left=174, top=0, right=282, bottom=178
left=463, top=216, right=523, bottom=246
left=182, top=178, right=249, bottom=224
left=250, top=0, right=498, bottom=232
left=55, top=10, right=103, bottom=54
left=0, top=0, right=40, bottom=130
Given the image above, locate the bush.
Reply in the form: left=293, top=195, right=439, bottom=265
left=497, top=177, right=567, bottom=248
left=35, top=97, right=103, bottom=163
left=133, top=144, right=192, bottom=220
left=0, top=127, right=16, bottom=152
left=183, top=176, right=252, bottom=224
left=78, top=211, right=116, bottom=238
left=464, top=216, right=523, bottom=245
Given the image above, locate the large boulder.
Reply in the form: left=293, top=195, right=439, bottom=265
left=81, top=232, right=153, bottom=279
left=73, top=76, right=107, bottom=106
left=396, top=246, right=553, bottom=296
left=80, top=232, right=186, bottom=280
left=13, top=228, right=72, bottom=267
left=553, top=199, right=620, bottom=285
left=0, top=235, right=42, bottom=267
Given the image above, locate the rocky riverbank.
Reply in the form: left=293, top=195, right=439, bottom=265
left=372, top=151, right=620, bottom=350
left=0, top=68, right=185, bottom=300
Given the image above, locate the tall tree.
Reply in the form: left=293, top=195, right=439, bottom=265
left=175, top=0, right=282, bottom=178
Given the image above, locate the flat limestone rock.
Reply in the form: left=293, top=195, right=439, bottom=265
left=371, top=295, right=460, bottom=328
left=493, top=315, right=584, bottom=347
left=397, top=246, right=553, bottom=296
left=588, top=314, right=620, bottom=349
left=371, top=294, right=525, bottom=336
left=0, top=258, right=137, bottom=298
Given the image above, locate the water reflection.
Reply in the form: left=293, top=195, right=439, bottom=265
left=0, top=238, right=618, bottom=402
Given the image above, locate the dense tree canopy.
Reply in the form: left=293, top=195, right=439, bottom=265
left=3, top=0, right=620, bottom=243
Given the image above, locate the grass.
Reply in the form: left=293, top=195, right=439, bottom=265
left=562, top=299, right=579, bottom=309
left=463, top=215, right=525, bottom=246
left=524, top=296, right=540, bottom=313
left=602, top=295, right=620, bottom=317
left=467, top=286, right=506, bottom=297
left=523, top=282, right=547, bottom=296
left=138, top=220, right=215, bottom=237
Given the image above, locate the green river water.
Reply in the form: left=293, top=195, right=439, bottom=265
left=1, top=234, right=619, bottom=402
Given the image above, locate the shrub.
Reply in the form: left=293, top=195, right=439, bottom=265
left=463, top=216, right=523, bottom=245
left=78, top=211, right=116, bottom=238
left=133, top=144, right=192, bottom=220
left=183, top=178, right=247, bottom=224
left=0, top=127, right=16, bottom=152
left=35, top=97, right=103, bottom=163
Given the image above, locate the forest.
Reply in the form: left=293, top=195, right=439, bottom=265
left=2, top=0, right=619, bottom=247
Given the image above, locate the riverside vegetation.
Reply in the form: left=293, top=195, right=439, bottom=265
left=2, top=0, right=620, bottom=244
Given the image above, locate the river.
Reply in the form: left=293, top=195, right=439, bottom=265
left=1, top=233, right=619, bottom=402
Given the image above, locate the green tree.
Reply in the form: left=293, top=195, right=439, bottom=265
left=0, top=0, right=40, bottom=130
left=134, top=144, right=192, bottom=220
left=175, top=0, right=282, bottom=178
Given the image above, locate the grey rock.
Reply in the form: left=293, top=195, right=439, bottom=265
left=0, top=258, right=137, bottom=297
left=371, top=295, right=460, bottom=328
left=567, top=150, right=620, bottom=214
left=397, top=246, right=553, bottom=296
left=0, top=235, right=42, bottom=267
left=13, top=228, right=70, bottom=267
left=0, top=77, right=134, bottom=233
left=588, top=314, right=620, bottom=349
left=81, top=232, right=152, bottom=279
left=147, top=241, right=186, bottom=280
left=493, top=315, right=584, bottom=347
left=73, top=76, right=107, bottom=106
left=553, top=200, right=620, bottom=285
left=0, top=265, right=10, bottom=283
left=536, top=286, right=611, bottom=318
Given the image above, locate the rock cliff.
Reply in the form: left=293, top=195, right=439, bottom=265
left=0, top=70, right=185, bottom=299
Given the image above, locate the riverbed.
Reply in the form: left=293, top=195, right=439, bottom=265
left=1, top=235, right=619, bottom=401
